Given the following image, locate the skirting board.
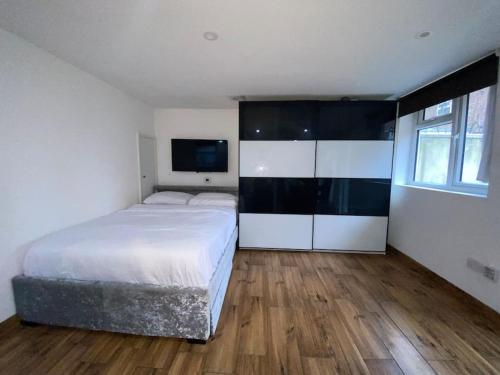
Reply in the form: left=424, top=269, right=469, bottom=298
left=312, top=249, right=386, bottom=255
left=239, top=247, right=309, bottom=252
left=386, top=244, right=500, bottom=316
left=239, top=247, right=387, bottom=254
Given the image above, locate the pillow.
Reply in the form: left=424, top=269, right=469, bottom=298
left=143, top=191, right=193, bottom=205
left=188, top=192, right=237, bottom=207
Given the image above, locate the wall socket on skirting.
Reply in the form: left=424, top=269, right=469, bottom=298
left=484, top=266, right=499, bottom=282
left=467, top=258, right=499, bottom=282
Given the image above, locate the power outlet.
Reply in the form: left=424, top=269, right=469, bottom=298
left=467, top=258, right=498, bottom=283
left=204, top=177, right=211, bottom=184
left=484, top=266, right=499, bottom=282
left=467, top=258, right=483, bottom=273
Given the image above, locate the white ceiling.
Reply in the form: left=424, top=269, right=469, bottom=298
left=1, top=0, right=499, bottom=108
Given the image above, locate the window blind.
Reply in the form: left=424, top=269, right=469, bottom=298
left=398, top=54, right=498, bottom=117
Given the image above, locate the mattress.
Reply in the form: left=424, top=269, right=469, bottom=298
left=207, top=226, right=237, bottom=333
left=23, top=204, right=236, bottom=288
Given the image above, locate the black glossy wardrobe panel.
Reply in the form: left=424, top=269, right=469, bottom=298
left=239, top=177, right=315, bottom=214
left=315, top=178, right=391, bottom=216
left=317, top=101, right=397, bottom=140
left=239, top=101, right=317, bottom=140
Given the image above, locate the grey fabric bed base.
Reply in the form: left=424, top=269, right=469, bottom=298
left=12, top=228, right=237, bottom=341
left=12, top=276, right=211, bottom=339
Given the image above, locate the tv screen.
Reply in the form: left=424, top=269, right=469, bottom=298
left=171, top=139, right=228, bottom=172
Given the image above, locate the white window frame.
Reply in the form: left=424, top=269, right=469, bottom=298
left=407, top=93, right=489, bottom=196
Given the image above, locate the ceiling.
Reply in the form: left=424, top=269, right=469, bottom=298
left=1, top=0, right=499, bottom=108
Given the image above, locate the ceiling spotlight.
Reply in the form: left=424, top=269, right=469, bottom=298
left=415, top=31, right=431, bottom=39
left=203, top=31, right=218, bottom=41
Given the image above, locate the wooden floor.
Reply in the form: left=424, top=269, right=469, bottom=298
left=1, top=249, right=500, bottom=375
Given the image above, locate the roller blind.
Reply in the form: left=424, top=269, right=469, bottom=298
left=398, top=54, right=498, bottom=117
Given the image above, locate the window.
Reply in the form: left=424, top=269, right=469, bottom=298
left=409, top=87, right=493, bottom=195
left=460, top=89, right=489, bottom=185
left=423, top=100, right=453, bottom=121
left=414, top=123, right=452, bottom=185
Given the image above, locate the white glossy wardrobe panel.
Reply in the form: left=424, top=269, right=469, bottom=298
left=313, top=215, right=388, bottom=252
left=239, top=213, right=313, bottom=250
left=240, top=141, right=316, bottom=177
left=316, top=141, right=393, bottom=178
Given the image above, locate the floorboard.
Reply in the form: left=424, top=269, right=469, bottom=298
left=1, top=248, right=499, bottom=374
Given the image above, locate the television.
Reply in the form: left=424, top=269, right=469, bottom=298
left=171, top=139, right=228, bottom=172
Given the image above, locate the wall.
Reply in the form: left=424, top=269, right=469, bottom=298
left=0, top=29, right=154, bottom=322
left=388, top=62, right=500, bottom=312
left=155, top=109, right=239, bottom=187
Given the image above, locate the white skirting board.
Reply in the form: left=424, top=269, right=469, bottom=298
left=239, top=213, right=313, bottom=250
left=313, top=215, right=388, bottom=252
left=239, top=140, right=316, bottom=177
left=315, top=140, right=393, bottom=178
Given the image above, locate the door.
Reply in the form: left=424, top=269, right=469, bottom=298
left=139, top=135, right=157, bottom=201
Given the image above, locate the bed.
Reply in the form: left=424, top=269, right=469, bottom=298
left=12, top=186, right=238, bottom=341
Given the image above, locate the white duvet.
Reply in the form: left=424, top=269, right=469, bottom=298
left=23, top=204, right=236, bottom=288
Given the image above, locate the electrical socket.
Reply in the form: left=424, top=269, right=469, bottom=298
left=484, top=266, right=498, bottom=282
left=467, top=258, right=498, bottom=283
left=467, top=258, right=483, bottom=273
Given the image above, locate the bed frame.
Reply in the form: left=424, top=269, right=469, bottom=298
left=154, top=184, right=238, bottom=196
left=12, top=185, right=238, bottom=341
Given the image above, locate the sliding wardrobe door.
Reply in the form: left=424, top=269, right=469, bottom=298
left=239, top=214, right=313, bottom=250
left=314, top=215, right=388, bottom=251
left=239, top=101, right=316, bottom=140
left=240, top=141, right=316, bottom=177
left=239, top=177, right=315, bottom=250
left=316, top=140, right=393, bottom=179
left=317, top=101, right=396, bottom=140
left=314, top=101, right=396, bottom=252
left=238, top=100, right=396, bottom=252
left=239, top=101, right=316, bottom=250
left=314, top=178, right=391, bottom=252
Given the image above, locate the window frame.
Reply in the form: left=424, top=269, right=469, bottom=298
left=421, top=100, right=453, bottom=122
left=407, top=93, right=489, bottom=196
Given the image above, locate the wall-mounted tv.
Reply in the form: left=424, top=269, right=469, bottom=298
left=171, top=139, right=228, bottom=172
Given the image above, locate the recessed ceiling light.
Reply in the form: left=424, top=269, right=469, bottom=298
left=415, top=31, right=431, bottom=39
left=203, top=31, right=218, bottom=41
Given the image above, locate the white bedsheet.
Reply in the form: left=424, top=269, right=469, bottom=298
left=23, top=204, right=236, bottom=288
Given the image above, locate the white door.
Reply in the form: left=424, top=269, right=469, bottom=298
left=139, top=135, right=157, bottom=201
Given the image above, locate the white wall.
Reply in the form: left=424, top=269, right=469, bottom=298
left=155, top=109, right=238, bottom=187
left=389, top=65, right=500, bottom=312
left=0, top=29, right=154, bottom=322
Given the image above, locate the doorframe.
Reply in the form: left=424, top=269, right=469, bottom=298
left=137, top=133, right=158, bottom=202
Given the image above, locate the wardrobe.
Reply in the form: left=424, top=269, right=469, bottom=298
left=238, top=100, right=397, bottom=253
